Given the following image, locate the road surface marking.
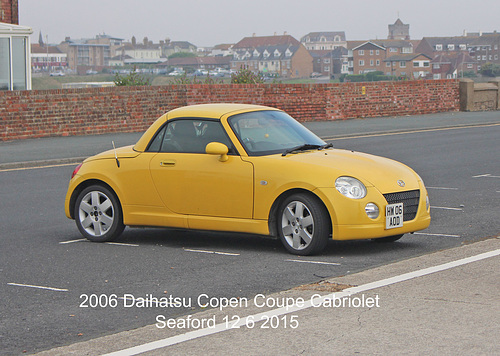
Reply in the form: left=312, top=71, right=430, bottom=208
left=414, top=232, right=461, bottom=238
left=105, top=242, right=139, bottom=247
left=431, top=206, right=463, bottom=211
left=7, top=282, right=69, bottom=292
left=285, top=259, right=341, bottom=266
left=426, top=186, right=459, bottom=190
left=0, top=162, right=78, bottom=172
left=323, top=122, right=500, bottom=141
left=102, top=248, right=500, bottom=356
left=59, top=239, right=86, bottom=244
left=184, top=248, right=240, bottom=256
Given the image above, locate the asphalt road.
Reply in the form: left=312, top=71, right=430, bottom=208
left=0, top=122, right=499, bottom=355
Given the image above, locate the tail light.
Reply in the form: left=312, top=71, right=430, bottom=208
left=71, top=163, right=83, bottom=179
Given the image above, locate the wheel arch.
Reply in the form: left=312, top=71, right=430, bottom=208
left=267, top=188, right=332, bottom=238
left=69, top=179, right=122, bottom=219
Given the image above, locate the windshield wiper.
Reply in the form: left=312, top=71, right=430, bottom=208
left=282, top=144, right=322, bottom=156
left=318, top=143, right=333, bottom=150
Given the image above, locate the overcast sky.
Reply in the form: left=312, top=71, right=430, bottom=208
left=19, top=0, right=500, bottom=47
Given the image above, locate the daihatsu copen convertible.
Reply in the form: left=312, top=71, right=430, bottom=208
left=65, top=103, right=431, bottom=255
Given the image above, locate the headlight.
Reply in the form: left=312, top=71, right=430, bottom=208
left=335, top=176, right=367, bottom=199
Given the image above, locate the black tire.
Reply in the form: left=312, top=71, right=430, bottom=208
left=372, top=234, right=404, bottom=243
left=74, top=184, right=125, bottom=242
left=277, top=193, right=330, bottom=255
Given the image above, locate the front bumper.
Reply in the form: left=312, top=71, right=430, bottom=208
left=314, top=182, right=431, bottom=241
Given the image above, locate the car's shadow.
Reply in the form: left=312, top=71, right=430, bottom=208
left=112, top=227, right=425, bottom=258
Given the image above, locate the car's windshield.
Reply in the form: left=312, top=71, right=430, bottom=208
left=228, top=110, right=326, bottom=156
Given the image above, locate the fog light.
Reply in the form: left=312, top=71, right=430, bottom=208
left=365, top=203, right=379, bottom=219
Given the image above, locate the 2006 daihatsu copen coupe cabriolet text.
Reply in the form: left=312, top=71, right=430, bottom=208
left=65, top=103, right=430, bottom=255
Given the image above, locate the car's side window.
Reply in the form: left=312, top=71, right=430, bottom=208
left=149, top=119, right=235, bottom=154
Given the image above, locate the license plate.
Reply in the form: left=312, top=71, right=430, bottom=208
left=386, top=203, right=403, bottom=229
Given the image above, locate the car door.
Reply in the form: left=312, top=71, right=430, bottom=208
left=149, top=118, right=254, bottom=219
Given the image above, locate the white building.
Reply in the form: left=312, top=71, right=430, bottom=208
left=0, top=22, right=32, bottom=90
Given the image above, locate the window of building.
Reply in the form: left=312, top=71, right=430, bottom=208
left=370, top=50, right=373, bottom=55
left=467, top=63, right=473, bottom=69
left=448, top=44, right=455, bottom=50
left=324, top=66, right=330, bottom=72
left=433, top=64, right=440, bottom=69
left=435, top=44, right=443, bottom=50
left=386, top=62, right=391, bottom=67
left=359, top=60, right=365, bottom=66
left=376, top=50, right=380, bottom=55
left=376, top=60, right=380, bottom=66
left=459, top=44, right=466, bottom=50
left=0, top=24, right=32, bottom=91
left=400, top=61, right=406, bottom=68
left=482, top=55, right=486, bottom=60
left=323, top=58, right=330, bottom=63
left=359, top=50, right=364, bottom=55
left=390, top=48, right=398, bottom=52
left=370, top=60, right=374, bottom=66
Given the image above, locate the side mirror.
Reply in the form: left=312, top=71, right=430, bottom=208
left=205, top=142, right=229, bottom=162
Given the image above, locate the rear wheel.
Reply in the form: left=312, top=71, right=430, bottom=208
left=74, top=185, right=124, bottom=242
left=372, top=234, right=404, bottom=243
left=277, top=193, right=329, bottom=255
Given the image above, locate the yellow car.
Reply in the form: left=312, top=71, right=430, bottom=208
left=65, top=103, right=431, bottom=255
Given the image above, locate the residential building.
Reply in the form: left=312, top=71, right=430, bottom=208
left=115, top=37, right=163, bottom=64
left=209, top=43, right=234, bottom=57
left=0, top=0, right=18, bottom=24
left=160, top=56, right=231, bottom=71
left=58, top=37, right=110, bottom=73
left=0, top=21, right=32, bottom=90
left=467, top=33, right=500, bottom=67
left=31, top=43, right=68, bottom=72
left=416, top=33, right=499, bottom=71
left=383, top=53, right=432, bottom=78
left=388, top=18, right=410, bottom=40
left=161, top=40, right=197, bottom=57
left=431, top=52, right=478, bottom=79
left=300, top=32, right=347, bottom=50
left=349, top=39, right=426, bottom=76
left=310, top=47, right=349, bottom=77
left=231, top=35, right=313, bottom=78
left=349, top=41, right=387, bottom=74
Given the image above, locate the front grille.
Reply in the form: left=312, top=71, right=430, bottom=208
left=383, top=189, right=420, bottom=221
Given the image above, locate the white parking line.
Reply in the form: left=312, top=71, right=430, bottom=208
left=184, top=249, right=240, bottom=256
left=414, top=232, right=461, bottom=238
left=101, top=248, right=500, bottom=356
left=426, top=186, right=459, bottom=190
left=472, top=173, right=500, bottom=178
left=105, top=242, right=139, bottom=247
left=7, top=282, right=69, bottom=292
left=285, top=259, right=341, bottom=266
left=431, top=206, right=463, bottom=211
left=59, top=239, right=86, bottom=244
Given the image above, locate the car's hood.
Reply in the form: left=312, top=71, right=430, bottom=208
left=84, top=145, right=140, bottom=162
left=279, top=149, right=421, bottom=191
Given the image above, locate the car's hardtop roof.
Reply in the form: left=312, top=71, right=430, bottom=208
left=133, top=103, right=279, bottom=152
left=166, top=103, right=277, bottom=119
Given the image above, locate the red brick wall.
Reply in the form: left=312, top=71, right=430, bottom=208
left=0, top=80, right=459, bottom=141
left=0, top=0, right=18, bottom=24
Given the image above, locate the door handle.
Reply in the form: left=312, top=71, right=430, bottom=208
left=160, top=160, right=176, bottom=167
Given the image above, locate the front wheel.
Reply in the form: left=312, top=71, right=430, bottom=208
left=74, top=185, right=125, bottom=242
left=277, top=193, right=330, bottom=256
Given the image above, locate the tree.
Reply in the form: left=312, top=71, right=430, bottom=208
left=479, top=63, right=500, bottom=77
left=168, top=52, right=197, bottom=59
left=231, top=67, right=265, bottom=84
left=113, top=66, right=150, bottom=86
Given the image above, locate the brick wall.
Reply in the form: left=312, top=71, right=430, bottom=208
left=0, top=0, right=18, bottom=24
left=0, top=80, right=460, bottom=141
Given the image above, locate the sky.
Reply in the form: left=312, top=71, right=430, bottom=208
left=19, top=0, right=500, bottom=47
